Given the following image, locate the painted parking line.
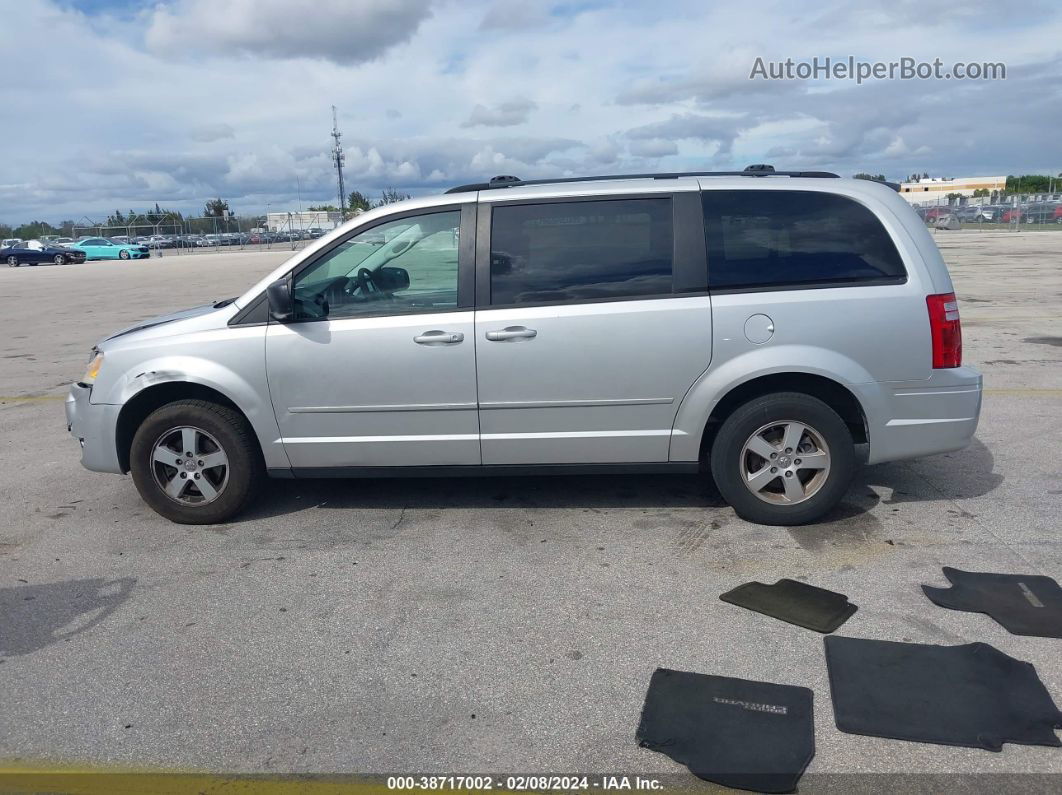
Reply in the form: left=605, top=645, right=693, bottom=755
left=983, top=387, right=1062, bottom=396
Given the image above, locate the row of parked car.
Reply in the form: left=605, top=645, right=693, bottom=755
left=0, top=227, right=332, bottom=267
left=107, top=227, right=328, bottom=249
left=916, top=202, right=1062, bottom=224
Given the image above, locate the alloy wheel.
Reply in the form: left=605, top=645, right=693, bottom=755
left=150, top=426, right=230, bottom=506
left=739, top=420, right=831, bottom=505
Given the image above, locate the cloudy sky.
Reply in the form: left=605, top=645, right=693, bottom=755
left=2, top=0, right=1061, bottom=223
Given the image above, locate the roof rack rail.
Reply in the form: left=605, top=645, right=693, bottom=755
left=445, top=165, right=839, bottom=193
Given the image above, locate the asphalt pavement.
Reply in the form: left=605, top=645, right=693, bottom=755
left=1, top=231, right=1060, bottom=786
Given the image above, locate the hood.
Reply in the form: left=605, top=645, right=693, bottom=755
left=101, top=302, right=222, bottom=344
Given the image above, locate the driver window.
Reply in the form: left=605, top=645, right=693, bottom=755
left=291, top=210, right=461, bottom=321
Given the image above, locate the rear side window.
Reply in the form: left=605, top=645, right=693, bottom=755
left=702, top=190, right=906, bottom=290
left=489, top=198, right=673, bottom=306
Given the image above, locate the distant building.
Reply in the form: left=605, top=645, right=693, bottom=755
left=266, top=211, right=344, bottom=231
left=898, top=176, right=1006, bottom=204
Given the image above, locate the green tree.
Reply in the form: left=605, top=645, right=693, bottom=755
left=347, top=190, right=371, bottom=212
left=307, top=204, right=340, bottom=212
left=374, top=188, right=411, bottom=207
left=853, top=173, right=887, bottom=182
left=972, top=188, right=989, bottom=198
left=1006, top=174, right=1058, bottom=194
left=12, top=220, right=61, bottom=239
left=204, top=198, right=230, bottom=217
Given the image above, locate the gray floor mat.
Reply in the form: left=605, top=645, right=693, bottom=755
left=720, top=578, right=857, bottom=633
left=922, top=567, right=1062, bottom=638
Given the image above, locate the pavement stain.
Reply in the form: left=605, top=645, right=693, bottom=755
left=1024, top=336, right=1062, bottom=347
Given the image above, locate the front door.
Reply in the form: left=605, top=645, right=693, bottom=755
left=474, top=194, right=711, bottom=465
left=266, top=205, right=480, bottom=469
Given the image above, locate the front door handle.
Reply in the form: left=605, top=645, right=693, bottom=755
left=413, top=330, right=464, bottom=345
left=485, top=326, right=537, bottom=342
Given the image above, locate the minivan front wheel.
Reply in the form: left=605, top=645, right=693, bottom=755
left=130, top=399, right=262, bottom=524
left=710, top=392, right=855, bottom=526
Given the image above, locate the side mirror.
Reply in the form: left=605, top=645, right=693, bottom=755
left=266, top=276, right=294, bottom=322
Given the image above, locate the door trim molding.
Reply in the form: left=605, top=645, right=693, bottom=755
left=288, top=402, right=477, bottom=414
left=479, top=397, right=674, bottom=410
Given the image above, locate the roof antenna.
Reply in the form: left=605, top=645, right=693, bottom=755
left=489, top=175, right=521, bottom=187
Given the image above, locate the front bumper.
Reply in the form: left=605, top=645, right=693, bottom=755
left=66, top=384, right=124, bottom=473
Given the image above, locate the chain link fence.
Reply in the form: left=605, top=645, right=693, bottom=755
left=69, top=211, right=342, bottom=255
left=906, top=190, right=1062, bottom=231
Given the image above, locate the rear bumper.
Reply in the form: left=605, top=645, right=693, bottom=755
left=857, top=367, right=983, bottom=465
left=66, top=384, right=123, bottom=473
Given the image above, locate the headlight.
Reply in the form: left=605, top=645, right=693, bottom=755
left=82, top=350, right=104, bottom=384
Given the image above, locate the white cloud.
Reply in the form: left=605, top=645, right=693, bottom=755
left=461, top=99, right=537, bottom=128
left=145, top=0, right=433, bottom=64
left=189, top=123, right=235, bottom=143
left=2, top=0, right=1061, bottom=224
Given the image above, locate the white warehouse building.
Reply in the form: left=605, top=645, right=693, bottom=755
left=898, top=176, right=1006, bottom=204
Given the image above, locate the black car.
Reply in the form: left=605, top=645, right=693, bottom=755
left=2, top=240, right=87, bottom=267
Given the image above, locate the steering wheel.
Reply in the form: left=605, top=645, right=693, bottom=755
left=355, top=267, right=379, bottom=296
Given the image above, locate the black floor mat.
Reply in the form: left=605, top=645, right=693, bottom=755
left=636, top=668, right=814, bottom=793
left=720, top=578, right=857, bottom=633
left=825, top=636, right=1062, bottom=751
left=922, top=567, right=1062, bottom=638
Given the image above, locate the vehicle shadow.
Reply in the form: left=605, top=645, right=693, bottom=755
left=238, top=437, right=1001, bottom=523
left=0, top=577, right=136, bottom=657
left=857, top=437, right=1003, bottom=506
left=241, top=472, right=727, bottom=520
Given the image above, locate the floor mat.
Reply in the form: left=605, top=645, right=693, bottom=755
left=825, top=636, right=1062, bottom=751
left=922, top=567, right=1062, bottom=638
left=636, top=668, right=814, bottom=793
left=720, top=578, right=857, bottom=633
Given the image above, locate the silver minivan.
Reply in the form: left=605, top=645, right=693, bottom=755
left=66, top=168, right=982, bottom=526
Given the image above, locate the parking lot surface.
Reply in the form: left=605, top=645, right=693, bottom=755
left=1, top=231, right=1061, bottom=782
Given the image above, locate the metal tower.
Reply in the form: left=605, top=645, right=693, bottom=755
left=331, top=105, right=346, bottom=218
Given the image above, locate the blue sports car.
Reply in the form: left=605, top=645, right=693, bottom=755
left=68, top=237, right=151, bottom=260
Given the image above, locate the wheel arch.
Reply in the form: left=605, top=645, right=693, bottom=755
left=115, top=382, right=256, bottom=473
left=695, top=372, right=869, bottom=463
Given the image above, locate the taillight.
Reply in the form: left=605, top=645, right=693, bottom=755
left=927, top=292, right=962, bottom=368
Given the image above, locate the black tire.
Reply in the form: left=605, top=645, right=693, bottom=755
left=130, top=399, right=263, bottom=524
left=53, top=254, right=66, bottom=265
left=710, top=392, right=855, bottom=526
left=119, top=249, right=130, bottom=260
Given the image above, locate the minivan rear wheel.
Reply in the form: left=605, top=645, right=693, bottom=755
left=130, top=399, right=262, bottom=524
left=710, top=392, right=855, bottom=526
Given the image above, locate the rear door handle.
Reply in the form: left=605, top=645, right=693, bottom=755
left=413, top=330, right=464, bottom=345
left=485, top=326, right=537, bottom=341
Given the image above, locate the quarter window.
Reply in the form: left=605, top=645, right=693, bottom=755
left=291, top=210, right=461, bottom=321
left=702, top=190, right=906, bottom=290
left=489, top=198, right=673, bottom=306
